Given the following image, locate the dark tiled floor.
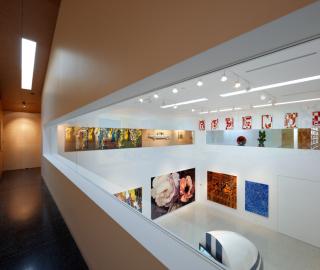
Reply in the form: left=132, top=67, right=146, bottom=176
left=0, top=168, right=88, bottom=270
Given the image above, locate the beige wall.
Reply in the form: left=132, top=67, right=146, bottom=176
left=3, top=112, right=41, bottom=171
left=42, top=0, right=315, bottom=269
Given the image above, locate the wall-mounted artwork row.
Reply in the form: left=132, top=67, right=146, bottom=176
left=64, top=127, right=194, bottom=151
left=151, top=168, right=195, bottom=220
left=207, top=171, right=237, bottom=209
left=114, top=187, right=142, bottom=213
left=245, top=181, right=269, bottom=217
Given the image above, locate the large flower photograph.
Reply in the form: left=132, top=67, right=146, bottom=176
left=151, top=168, right=195, bottom=220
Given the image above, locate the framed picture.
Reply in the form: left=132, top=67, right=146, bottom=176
left=115, top=187, right=142, bottom=212
left=242, top=116, right=252, bottom=129
left=151, top=168, right=195, bottom=219
left=207, top=171, right=237, bottom=209
left=199, top=120, right=206, bottom=131
left=284, top=113, right=298, bottom=128
left=262, top=115, right=272, bottom=129
left=245, top=181, right=269, bottom=217
left=211, top=119, right=219, bottom=130
left=312, top=111, right=320, bottom=127
left=225, top=117, right=234, bottom=130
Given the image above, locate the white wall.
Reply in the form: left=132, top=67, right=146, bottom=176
left=3, top=112, right=42, bottom=170
left=52, top=105, right=320, bottom=248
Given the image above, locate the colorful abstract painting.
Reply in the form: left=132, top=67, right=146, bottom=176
left=151, top=168, right=195, bottom=220
left=199, top=120, right=206, bottom=131
left=245, top=181, right=269, bottom=217
left=207, top=171, right=237, bottom=209
left=284, top=113, right=298, bottom=128
left=115, top=187, right=142, bottom=212
left=262, top=115, right=272, bottom=129
left=225, top=117, right=234, bottom=130
left=211, top=119, right=219, bottom=130
left=242, top=116, right=252, bottom=129
left=75, top=127, right=88, bottom=150
left=312, top=112, right=320, bottom=127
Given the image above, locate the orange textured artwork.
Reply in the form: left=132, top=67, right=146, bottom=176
left=207, top=171, right=237, bottom=209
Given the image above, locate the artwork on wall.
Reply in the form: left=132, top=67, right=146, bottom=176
left=245, top=181, right=269, bottom=217
left=225, top=117, right=234, bottom=130
left=199, top=120, right=206, bottom=131
left=312, top=112, right=320, bottom=127
left=207, top=171, right=237, bottom=209
left=262, top=115, right=272, bottom=129
left=211, top=119, right=219, bottom=130
left=242, top=116, right=252, bottom=129
left=142, top=130, right=193, bottom=147
left=151, top=168, right=195, bottom=220
left=65, top=127, right=193, bottom=151
left=75, top=127, right=88, bottom=150
left=114, top=187, right=142, bottom=213
left=284, top=113, right=298, bottom=128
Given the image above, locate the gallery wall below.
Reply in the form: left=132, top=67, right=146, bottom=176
left=3, top=112, right=42, bottom=171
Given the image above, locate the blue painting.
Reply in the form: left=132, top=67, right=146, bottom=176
left=245, top=181, right=269, bottom=217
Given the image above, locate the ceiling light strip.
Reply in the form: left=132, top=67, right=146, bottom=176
left=220, top=75, right=320, bottom=97
left=21, top=38, right=37, bottom=90
left=274, top=97, right=320, bottom=106
left=252, top=104, right=273, bottom=108
left=161, top=98, right=208, bottom=109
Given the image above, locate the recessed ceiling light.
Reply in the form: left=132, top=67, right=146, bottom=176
left=138, top=98, right=144, bottom=103
left=260, top=94, right=266, bottom=100
left=191, top=109, right=195, bottom=112
left=21, top=38, right=37, bottom=90
left=199, top=111, right=209, bottom=114
left=219, top=108, right=233, bottom=112
left=234, top=81, right=241, bottom=88
left=252, top=104, right=273, bottom=108
left=220, top=90, right=247, bottom=97
left=274, top=97, right=320, bottom=106
left=173, top=105, right=178, bottom=109
left=196, top=80, right=203, bottom=87
left=172, top=88, right=178, bottom=94
left=160, top=98, right=208, bottom=109
left=153, top=94, right=159, bottom=99
left=220, top=73, right=228, bottom=82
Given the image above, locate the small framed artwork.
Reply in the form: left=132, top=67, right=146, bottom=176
left=225, top=117, right=234, bottom=130
left=284, top=113, right=298, bottom=128
left=312, top=112, right=320, bottom=127
left=199, top=120, right=206, bottom=131
left=211, top=119, right=219, bottom=130
left=242, top=116, right=252, bottom=129
left=262, top=115, right=272, bottom=129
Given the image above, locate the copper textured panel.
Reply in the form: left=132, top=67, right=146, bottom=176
left=207, top=171, right=237, bottom=209
left=298, top=128, right=311, bottom=149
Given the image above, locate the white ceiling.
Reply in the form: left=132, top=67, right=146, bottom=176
left=72, top=37, right=320, bottom=121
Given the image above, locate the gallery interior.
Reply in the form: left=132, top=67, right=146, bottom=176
left=1, top=1, right=320, bottom=270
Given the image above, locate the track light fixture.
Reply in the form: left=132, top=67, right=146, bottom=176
left=196, top=80, right=203, bottom=87
left=220, top=71, right=228, bottom=82
left=172, top=88, right=178, bottom=94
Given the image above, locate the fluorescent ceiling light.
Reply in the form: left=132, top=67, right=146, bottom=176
left=220, top=90, right=247, bottom=97
left=21, top=38, right=37, bottom=90
left=219, top=108, right=233, bottom=112
left=249, top=75, right=320, bottom=93
left=199, top=111, right=209, bottom=114
left=274, top=97, right=320, bottom=106
left=220, top=75, right=320, bottom=97
left=252, top=104, right=273, bottom=108
left=161, top=98, right=208, bottom=109
left=234, top=107, right=242, bottom=110
left=210, top=110, right=218, bottom=113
